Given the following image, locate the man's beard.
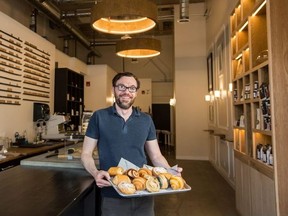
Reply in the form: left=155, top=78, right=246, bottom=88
left=115, top=94, right=135, bottom=110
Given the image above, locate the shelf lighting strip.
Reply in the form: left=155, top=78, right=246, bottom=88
left=236, top=53, right=243, bottom=60
left=239, top=21, right=248, bottom=32
left=252, top=0, right=267, bottom=16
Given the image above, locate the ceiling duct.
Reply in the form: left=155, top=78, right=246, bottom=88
left=25, top=0, right=101, bottom=57
left=178, top=0, right=190, bottom=23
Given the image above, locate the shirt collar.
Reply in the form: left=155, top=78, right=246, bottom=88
left=111, top=103, right=141, bottom=117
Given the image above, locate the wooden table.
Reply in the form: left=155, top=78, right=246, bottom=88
left=0, top=165, right=99, bottom=216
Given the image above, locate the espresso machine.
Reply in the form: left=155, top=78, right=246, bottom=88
left=33, top=103, right=70, bottom=140
left=42, top=114, right=70, bottom=140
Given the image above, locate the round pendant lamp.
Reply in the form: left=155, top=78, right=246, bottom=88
left=91, top=0, right=157, bottom=35
left=116, top=38, right=161, bottom=58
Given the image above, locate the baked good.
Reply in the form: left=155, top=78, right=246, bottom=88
left=117, top=182, right=136, bottom=195
left=152, top=167, right=168, bottom=176
left=108, top=167, right=124, bottom=176
left=157, top=174, right=169, bottom=189
left=162, top=172, right=172, bottom=180
left=112, top=174, right=131, bottom=186
left=170, top=176, right=185, bottom=190
left=132, top=177, right=147, bottom=191
left=125, top=168, right=139, bottom=179
left=145, top=177, right=160, bottom=192
left=138, top=168, right=152, bottom=179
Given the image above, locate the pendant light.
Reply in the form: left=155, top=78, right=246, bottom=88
left=91, top=0, right=157, bottom=35
left=116, top=37, right=161, bottom=58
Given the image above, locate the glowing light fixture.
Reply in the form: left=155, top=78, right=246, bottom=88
left=253, top=0, right=266, bottom=16
left=170, top=98, right=176, bottom=106
left=91, top=0, right=157, bottom=35
left=205, top=95, right=211, bottom=101
left=239, top=21, right=248, bottom=32
left=229, top=83, right=233, bottom=92
left=116, top=38, right=161, bottom=58
left=214, top=90, right=221, bottom=98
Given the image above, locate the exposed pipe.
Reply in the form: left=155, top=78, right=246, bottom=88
left=25, top=0, right=102, bottom=57
left=178, top=0, right=190, bottom=23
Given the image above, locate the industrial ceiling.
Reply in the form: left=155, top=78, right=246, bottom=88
left=26, top=0, right=206, bottom=49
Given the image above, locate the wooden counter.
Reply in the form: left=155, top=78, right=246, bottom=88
left=0, top=165, right=99, bottom=216
left=0, top=140, right=75, bottom=171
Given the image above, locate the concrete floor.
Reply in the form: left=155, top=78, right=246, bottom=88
left=154, top=148, right=240, bottom=216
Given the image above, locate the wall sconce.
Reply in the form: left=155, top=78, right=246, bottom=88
left=214, top=90, right=221, bottom=98
left=229, top=83, right=233, bottom=92
left=116, top=37, right=161, bottom=58
left=205, top=95, right=211, bottom=101
left=170, top=98, right=176, bottom=106
left=91, top=0, right=157, bottom=35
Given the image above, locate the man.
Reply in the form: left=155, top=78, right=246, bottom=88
left=81, top=72, right=181, bottom=216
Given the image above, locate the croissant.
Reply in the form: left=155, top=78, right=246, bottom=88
left=108, top=167, right=124, bottom=176
left=152, top=167, right=168, bottom=176
left=117, top=182, right=136, bottom=195
left=138, top=168, right=152, bottom=179
left=132, top=177, right=147, bottom=191
left=145, top=177, right=160, bottom=192
left=125, top=168, right=139, bottom=179
left=157, top=174, right=169, bottom=189
left=112, top=174, right=131, bottom=186
left=169, top=176, right=185, bottom=190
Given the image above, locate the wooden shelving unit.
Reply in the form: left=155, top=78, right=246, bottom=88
left=231, top=0, right=272, bottom=168
left=230, top=1, right=276, bottom=215
left=54, top=68, right=84, bottom=132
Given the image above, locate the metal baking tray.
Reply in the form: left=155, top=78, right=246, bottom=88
left=109, top=179, right=191, bottom=198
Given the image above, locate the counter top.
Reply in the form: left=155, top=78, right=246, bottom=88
left=20, top=142, right=99, bottom=169
left=0, top=165, right=96, bottom=216
left=0, top=140, right=75, bottom=170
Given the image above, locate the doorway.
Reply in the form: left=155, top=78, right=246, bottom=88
left=152, top=104, right=171, bottom=145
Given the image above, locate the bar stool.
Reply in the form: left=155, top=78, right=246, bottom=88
left=156, top=129, right=161, bottom=143
left=161, top=130, right=171, bottom=148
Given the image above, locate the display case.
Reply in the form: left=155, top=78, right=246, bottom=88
left=54, top=68, right=84, bottom=131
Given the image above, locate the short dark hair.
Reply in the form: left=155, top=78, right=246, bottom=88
left=112, top=72, right=140, bottom=89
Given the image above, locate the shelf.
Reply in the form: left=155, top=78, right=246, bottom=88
left=24, top=41, right=50, bottom=57
left=54, top=68, right=84, bottom=131
left=234, top=150, right=273, bottom=179
left=231, top=0, right=272, bottom=172
left=253, top=129, right=272, bottom=136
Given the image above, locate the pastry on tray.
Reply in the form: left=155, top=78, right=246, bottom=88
left=125, top=168, right=139, bottom=178
left=117, top=182, right=136, bottom=195
left=152, top=167, right=168, bottom=176
left=170, top=176, right=185, bottom=190
left=108, top=166, right=124, bottom=176
left=112, top=174, right=131, bottom=186
left=132, top=177, right=147, bottom=191
left=108, top=165, right=189, bottom=195
left=146, top=177, right=160, bottom=192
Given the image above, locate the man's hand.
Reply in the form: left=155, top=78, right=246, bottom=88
left=94, top=170, right=111, bottom=188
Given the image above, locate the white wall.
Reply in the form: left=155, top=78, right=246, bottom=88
left=152, top=82, right=173, bottom=104
left=206, top=0, right=238, bottom=49
left=0, top=12, right=55, bottom=141
left=133, top=79, right=152, bottom=113
left=174, top=3, right=210, bottom=160
left=84, top=65, right=116, bottom=111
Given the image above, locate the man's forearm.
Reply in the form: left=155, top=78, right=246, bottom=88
left=81, top=153, right=98, bottom=178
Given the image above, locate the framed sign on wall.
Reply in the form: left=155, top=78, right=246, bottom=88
left=207, top=52, right=213, bottom=92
